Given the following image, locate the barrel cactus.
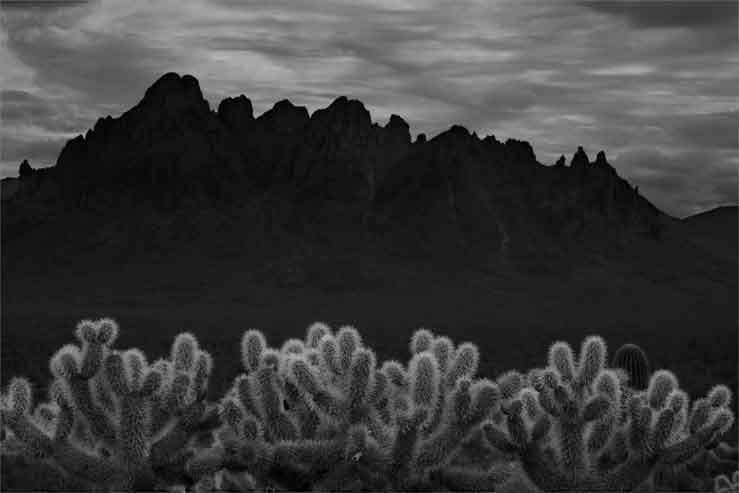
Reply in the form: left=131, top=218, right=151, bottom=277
left=611, top=343, right=650, bottom=390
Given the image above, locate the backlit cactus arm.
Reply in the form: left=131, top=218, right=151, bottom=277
left=51, top=341, right=117, bottom=446
left=1, top=378, right=56, bottom=459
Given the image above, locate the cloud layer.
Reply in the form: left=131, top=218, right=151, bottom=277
left=1, top=0, right=736, bottom=217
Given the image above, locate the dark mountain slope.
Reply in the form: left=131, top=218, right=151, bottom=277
left=678, top=206, right=737, bottom=268
left=2, top=72, right=675, bottom=273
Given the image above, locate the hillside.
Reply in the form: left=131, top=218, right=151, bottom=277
left=680, top=206, right=738, bottom=263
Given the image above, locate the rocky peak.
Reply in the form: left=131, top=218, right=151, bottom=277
left=415, top=133, right=427, bottom=145
left=448, top=124, right=471, bottom=137
left=595, top=150, right=608, bottom=166
left=504, top=138, right=536, bottom=163
left=18, top=159, right=33, bottom=178
left=138, top=72, right=209, bottom=114
left=257, top=99, right=309, bottom=133
left=554, top=155, right=566, bottom=167
left=570, top=146, right=590, bottom=171
left=218, top=95, right=254, bottom=131
left=311, top=96, right=372, bottom=133
left=386, top=114, right=408, bottom=131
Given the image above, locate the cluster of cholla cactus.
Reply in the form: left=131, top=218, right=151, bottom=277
left=484, top=335, right=736, bottom=493
left=185, top=324, right=508, bottom=491
left=2, top=321, right=736, bottom=493
left=0, top=319, right=219, bottom=491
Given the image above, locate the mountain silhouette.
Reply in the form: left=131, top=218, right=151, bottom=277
left=3, top=72, right=684, bottom=272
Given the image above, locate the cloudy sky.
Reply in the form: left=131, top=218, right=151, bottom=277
left=0, top=0, right=736, bottom=217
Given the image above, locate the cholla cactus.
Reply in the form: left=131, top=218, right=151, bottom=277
left=187, top=324, right=504, bottom=491
left=655, top=434, right=739, bottom=490
left=484, top=336, right=736, bottom=492
left=3, top=321, right=734, bottom=493
left=0, top=318, right=218, bottom=491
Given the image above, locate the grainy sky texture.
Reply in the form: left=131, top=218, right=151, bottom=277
left=0, top=0, right=736, bottom=217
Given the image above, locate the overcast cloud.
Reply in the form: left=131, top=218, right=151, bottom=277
left=1, top=0, right=736, bottom=217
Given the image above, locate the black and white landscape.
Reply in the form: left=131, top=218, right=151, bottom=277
left=1, top=1, right=737, bottom=492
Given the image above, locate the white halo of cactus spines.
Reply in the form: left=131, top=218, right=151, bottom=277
left=74, top=318, right=119, bottom=347
left=647, top=369, right=679, bottom=409
left=409, top=352, right=440, bottom=409
left=707, top=385, right=733, bottom=409
left=336, top=325, right=362, bottom=373
left=95, top=318, right=120, bottom=346
left=240, top=329, right=266, bottom=374
left=317, top=333, right=341, bottom=376
left=380, top=360, right=407, bottom=388
left=482, top=335, right=737, bottom=493
left=172, top=332, right=199, bottom=373
left=431, top=335, right=454, bottom=374
left=0, top=320, right=217, bottom=491
left=75, top=319, right=97, bottom=344
left=305, top=322, right=331, bottom=349
left=578, top=335, right=607, bottom=387
left=50, top=344, right=81, bottom=380
left=446, top=342, right=480, bottom=386
left=410, top=328, right=434, bottom=355
left=548, top=341, right=576, bottom=382
left=6, top=378, right=33, bottom=416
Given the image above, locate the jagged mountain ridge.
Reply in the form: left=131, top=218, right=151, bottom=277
left=2, top=72, right=670, bottom=266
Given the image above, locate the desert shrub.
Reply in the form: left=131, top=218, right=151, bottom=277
left=484, top=336, right=736, bottom=492
left=185, top=323, right=507, bottom=491
left=0, top=319, right=219, bottom=491
left=1, top=319, right=735, bottom=493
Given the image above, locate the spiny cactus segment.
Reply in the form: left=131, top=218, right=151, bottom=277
left=485, top=335, right=736, bottom=493
left=186, top=325, right=503, bottom=491
left=1, top=318, right=217, bottom=491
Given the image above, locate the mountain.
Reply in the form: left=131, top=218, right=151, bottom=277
left=2, top=72, right=678, bottom=273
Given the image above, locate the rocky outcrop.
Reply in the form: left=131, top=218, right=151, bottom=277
left=570, top=146, right=590, bottom=172
left=5, top=72, right=669, bottom=263
left=217, top=95, right=254, bottom=132
left=18, top=160, right=33, bottom=177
